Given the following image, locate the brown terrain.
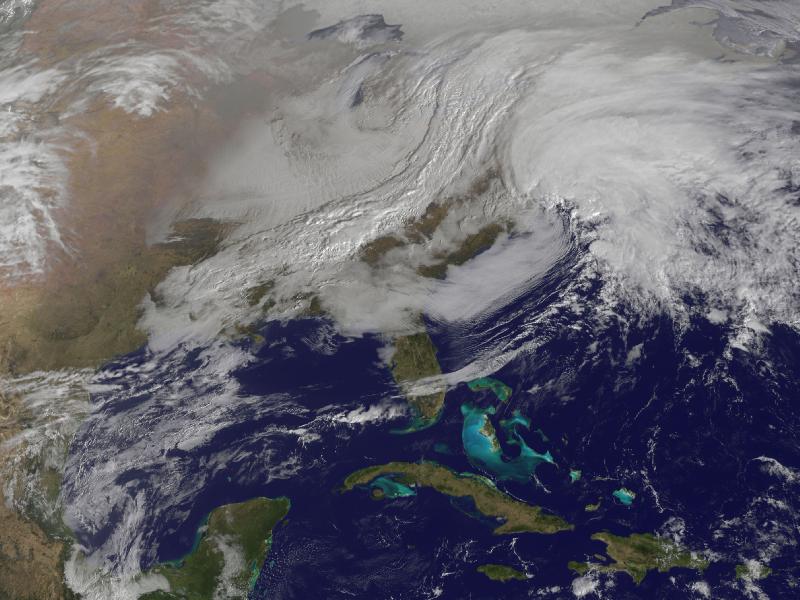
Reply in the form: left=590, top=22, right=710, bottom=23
left=0, top=100, right=229, bottom=374
left=0, top=1, right=271, bottom=597
left=0, top=5, right=508, bottom=595
left=0, top=389, right=69, bottom=600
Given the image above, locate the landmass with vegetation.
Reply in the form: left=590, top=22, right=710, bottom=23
left=467, top=377, right=512, bottom=403
left=140, top=497, right=290, bottom=600
left=359, top=170, right=509, bottom=279
left=569, top=532, right=708, bottom=584
left=417, top=222, right=508, bottom=279
left=390, top=332, right=446, bottom=429
left=342, top=461, right=572, bottom=535
left=476, top=563, right=527, bottom=582
left=735, top=561, right=772, bottom=581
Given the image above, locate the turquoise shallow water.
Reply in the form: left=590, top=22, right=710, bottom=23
left=467, top=377, right=512, bottom=403
left=612, top=487, right=636, bottom=506
left=370, top=476, right=416, bottom=498
left=499, top=411, right=530, bottom=432
left=461, top=404, right=554, bottom=482
left=433, top=442, right=456, bottom=455
left=162, top=513, right=210, bottom=567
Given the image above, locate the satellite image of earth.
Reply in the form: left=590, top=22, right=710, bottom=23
left=1, top=0, right=800, bottom=599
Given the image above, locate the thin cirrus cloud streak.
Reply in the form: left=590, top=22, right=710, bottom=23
left=2, top=1, right=800, bottom=597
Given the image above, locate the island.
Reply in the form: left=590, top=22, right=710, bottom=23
left=612, top=487, right=636, bottom=506
left=467, top=376, right=513, bottom=403
left=476, top=563, right=527, bottom=582
left=139, top=496, right=290, bottom=600
left=569, top=532, right=709, bottom=584
left=584, top=500, right=601, bottom=512
left=462, top=404, right=554, bottom=482
left=342, top=461, right=572, bottom=535
left=735, top=561, right=772, bottom=581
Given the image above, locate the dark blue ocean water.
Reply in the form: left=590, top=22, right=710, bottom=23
left=66, top=263, right=800, bottom=598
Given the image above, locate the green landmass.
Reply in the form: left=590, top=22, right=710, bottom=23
left=232, top=322, right=265, bottom=346
left=417, top=223, right=507, bottom=279
left=342, top=461, right=572, bottom=535
left=476, top=563, right=527, bottom=582
left=292, top=292, right=326, bottom=317
left=405, top=202, right=451, bottom=243
left=360, top=188, right=508, bottom=276
left=570, top=532, right=709, bottom=584
left=244, top=280, right=274, bottom=307
left=568, top=561, right=590, bottom=575
left=306, top=295, right=324, bottom=316
left=137, top=592, right=174, bottom=600
left=736, top=561, right=772, bottom=580
left=403, top=169, right=499, bottom=244
left=467, top=377, right=512, bottom=403
left=360, top=235, right=406, bottom=266
left=359, top=202, right=449, bottom=268
left=140, top=496, right=290, bottom=600
left=390, top=331, right=445, bottom=428
left=479, top=416, right=502, bottom=452
left=584, top=501, right=601, bottom=512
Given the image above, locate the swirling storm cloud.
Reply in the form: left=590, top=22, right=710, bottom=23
left=1, top=0, right=800, bottom=599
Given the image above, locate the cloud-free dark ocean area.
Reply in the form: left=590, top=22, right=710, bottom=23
left=61, top=265, right=800, bottom=599
left=5, top=0, right=800, bottom=598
